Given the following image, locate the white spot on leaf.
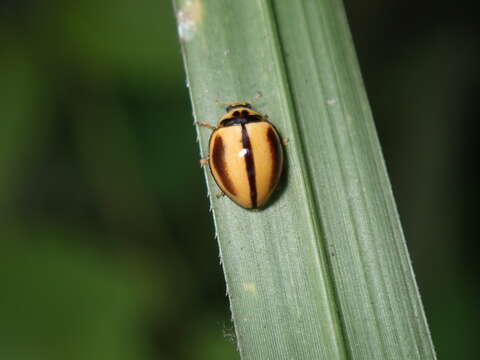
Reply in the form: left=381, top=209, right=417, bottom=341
left=327, top=98, right=337, bottom=105
left=243, top=282, right=257, bottom=294
left=176, top=0, right=203, bottom=42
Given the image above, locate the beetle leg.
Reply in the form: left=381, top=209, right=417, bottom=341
left=282, top=138, right=289, bottom=146
left=199, top=157, right=209, bottom=166
left=197, top=121, right=216, bottom=130
left=216, top=191, right=225, bottom=198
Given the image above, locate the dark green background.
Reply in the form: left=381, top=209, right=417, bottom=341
left=0, top=1, right=477, bottom=359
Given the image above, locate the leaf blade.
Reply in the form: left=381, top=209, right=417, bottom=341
left=174, top=0, right=436, bottom=359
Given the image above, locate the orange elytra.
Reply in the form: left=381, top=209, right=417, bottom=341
left=199, top=100, right=284, bottom=209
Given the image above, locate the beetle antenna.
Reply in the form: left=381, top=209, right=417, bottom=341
left=248, top=91, right=262, bottom=103
left=214, top=98, right=230, bottom=106
left=215, top=92, right=262, bottom=106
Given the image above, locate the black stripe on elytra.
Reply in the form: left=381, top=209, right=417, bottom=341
left=220, top=115, right=263, bottom=127
left=212, top=136, right=236, bottom=196
left=241, top=124, right=257, bottom=208
left=267, top=127, right=282, bottom=190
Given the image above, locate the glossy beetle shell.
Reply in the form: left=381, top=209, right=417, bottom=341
left=207, top=105, right=284, bottom=209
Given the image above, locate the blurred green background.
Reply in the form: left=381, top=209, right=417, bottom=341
left=0, top=1, right=477, bottom=359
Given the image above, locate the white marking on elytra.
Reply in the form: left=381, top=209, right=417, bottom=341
left=238, top=148, right=248, bottom=157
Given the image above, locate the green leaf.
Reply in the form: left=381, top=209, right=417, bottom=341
left=173, top=0, right=437, bottom=359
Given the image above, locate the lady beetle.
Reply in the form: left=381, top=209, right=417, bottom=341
left=199, top=99, right=284, bottom=209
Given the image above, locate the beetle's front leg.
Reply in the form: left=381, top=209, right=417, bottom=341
left=199, top=157, right=209, bottom=166
left=197, top=122, right=216, bottom=130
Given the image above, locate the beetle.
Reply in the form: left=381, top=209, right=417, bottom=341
left=198, top=99, right=284, bottom=209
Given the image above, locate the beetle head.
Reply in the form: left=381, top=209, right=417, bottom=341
left=225, top=102, right=252, bottom=112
